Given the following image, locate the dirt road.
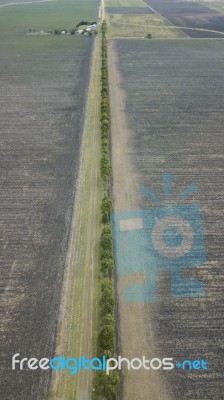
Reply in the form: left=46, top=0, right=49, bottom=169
left=108, top=40, right=174, bottom=400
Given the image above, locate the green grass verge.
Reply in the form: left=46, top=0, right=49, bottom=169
left=107, top=13, right=186, bottom=39
left=49, top=34, right=101, bottom=399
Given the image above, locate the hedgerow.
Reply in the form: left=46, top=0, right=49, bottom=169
left=93, top=20, right=119, bottom=400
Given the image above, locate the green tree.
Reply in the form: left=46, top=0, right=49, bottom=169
left=101, top=118, right=109, bottom=130
left=101, top=258, right=113, bottom=277
left=101, top=196, right=112, bottom=214
left=100, top=232, right=112, bottom=251
left=94, top=371, right=119, bottom=400
left=101, top=249, right=113, bottom=260
left=103, top=313, right=114, bottom=326
left=102, top=225, right=111, bottom=235
left=98, top=325, right=114, bottom=350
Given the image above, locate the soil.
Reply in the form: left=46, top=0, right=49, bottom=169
left=108, top=40, right=175, bottom=400
left=106, top=7, right=154, bottom=14
left=145, top=0, right=224, bottom=37
left=108, top=38, right=224, bottom=400
left=0, top=41, right=92, bottom=400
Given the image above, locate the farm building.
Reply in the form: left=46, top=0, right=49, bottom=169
left=86, top=23, right=97, bottom=31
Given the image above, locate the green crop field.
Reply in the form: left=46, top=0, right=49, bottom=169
left=0, top=0, right=99, bottom=51
left=0, top=0, right=98, bottom=35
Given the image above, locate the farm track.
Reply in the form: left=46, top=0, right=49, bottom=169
left=76, top=33, right=101, bottom=400
left=101, top=0, right=105, bottom=20
left=108, top=40, right=174, bottom=400
left=50, top=34, right=101, bottom=400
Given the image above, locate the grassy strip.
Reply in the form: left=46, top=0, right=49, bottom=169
left=49, top=34, right=101, bottom=399
left=106, top=13, right=186, bottom=39
left=105, top=0, right=147, bottom=7
left=93, top=20, right=119, bottom=400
